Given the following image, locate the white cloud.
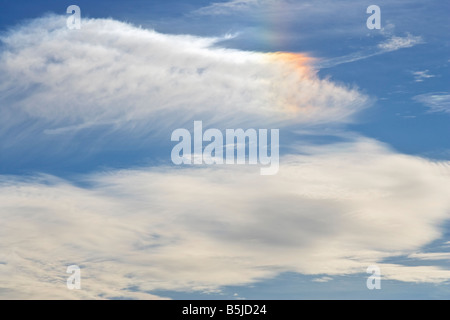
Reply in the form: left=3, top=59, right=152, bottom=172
left=413, top=93, right=450, bottom=114
left=377, top=34, right=423, bottom=51
left=408, top=253, right=450, bottom=261
left=0, top=15, right=366, bottom=147
left=318, top=34, right=424, bottom=69
left=312, top=277, right=333, bottom=283
left=380, top=264, right=450, bottom=283
left=1, top=138, right=450, bottom=298
left=412, top=70, right=435, bottom=82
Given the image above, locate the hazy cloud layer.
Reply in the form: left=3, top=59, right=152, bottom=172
left=1, top=139, right=450, bottom=299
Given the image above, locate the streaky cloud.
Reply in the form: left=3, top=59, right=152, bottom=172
left=1, top=138, right=450, bottom=298
left=316, top=34, right=423, bottom=69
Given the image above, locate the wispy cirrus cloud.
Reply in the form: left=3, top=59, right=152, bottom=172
left=193, top=1, right=425, bottom=70
left=413, top=93, right=450, bottom=114
left=0, top=15, right=368, bottom=173
left=193, top=0, right=262, bottom=15
left=317, top=34, right=424, bottom=69
left=0, top=15, right=366, bottom=137
left=412, top=70, right=435, bottom=82
left=408, top=253, right=450, bottom=261
left=377, top=34, right=423, bottom=51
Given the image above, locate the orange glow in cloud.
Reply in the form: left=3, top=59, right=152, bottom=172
left=264, top=52, right=317, bottom=115
left=265, top=52, right=315, bottom=75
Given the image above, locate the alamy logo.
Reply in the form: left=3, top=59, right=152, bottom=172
left=66, top=265, right=81, bottom=290
left=171, top=121, right=279, bottom=175
left=366, top=265, right=381, bottom=290
left=66, top=5, right=81, bottom=30
left=366, top=5, right=381, bottom=30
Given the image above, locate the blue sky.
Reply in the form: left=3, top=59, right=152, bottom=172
left=0, top=0, right=449, bottom=299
